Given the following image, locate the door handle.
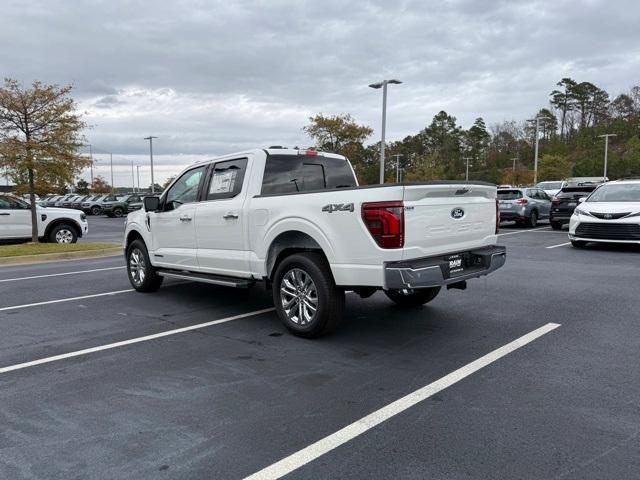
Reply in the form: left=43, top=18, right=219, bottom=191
left=179, top=215, right=192, bottom=222
left=223, top=213, right=239, bottom=220
left=0, top=213, right=9, bottom=216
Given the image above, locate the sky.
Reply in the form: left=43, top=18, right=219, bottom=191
left=2, top=0, right=639, bottom=187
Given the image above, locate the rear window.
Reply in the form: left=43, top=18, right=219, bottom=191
left=261, top=154, right=357, bottom=195
left=497, top=190, right=523, bottom=200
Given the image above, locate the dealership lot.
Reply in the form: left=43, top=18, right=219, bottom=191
left=1, top=223, right=639, bottom=479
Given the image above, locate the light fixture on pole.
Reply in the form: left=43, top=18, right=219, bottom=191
left=369, top=79, right=402, bottom=184
left=144, top=136, right=157, bottom=193
left=598, top=134, right=616, bottom=180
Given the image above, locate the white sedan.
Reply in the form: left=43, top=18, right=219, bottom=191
left=569, top=179, right=640, bottom=247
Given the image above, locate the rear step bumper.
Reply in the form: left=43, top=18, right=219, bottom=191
left=384, top=245, right=506, bottom=290
left=157, top=269, right=254, bottom=288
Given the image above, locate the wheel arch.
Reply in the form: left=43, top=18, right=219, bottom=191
left=43, top=218, right=81, bottom=240
left=265, top=230, right=329, bottom=281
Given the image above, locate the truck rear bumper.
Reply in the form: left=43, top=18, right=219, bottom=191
left=384, top=245, right=506, bottom=290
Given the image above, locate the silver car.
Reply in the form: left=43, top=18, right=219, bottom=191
left=498, top=187, right=552, bottom=227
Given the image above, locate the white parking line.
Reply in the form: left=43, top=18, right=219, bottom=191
left=0, top=289, right=134, bottom=312
left=243, top=322, right=561, bottom=480
left=497, top=226, right=550, bottom=236
left=546, top=241, right=572, bottom=249
left=0, top=307, right=275, bottom=374
left=0, top=266, right=125, bottom=283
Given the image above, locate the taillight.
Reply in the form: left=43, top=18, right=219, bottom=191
left=516, top=198, right=528, bottom=205
left=495, top=198, right=500, bottom=234
left=361, top=201, right=404, bottom=249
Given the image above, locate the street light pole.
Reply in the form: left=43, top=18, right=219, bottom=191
left=110, top=153, right=114, bottom=192
left=88, top=144, right=94, bottom=188
left=392, top=154, right=403, bottom=182
left=533, top=117, right=541, bottom=185
left=369, top=79, right=402, bottom=184
left=144, top=136, right=158, bottom=193
left=598, top=134, right=616, bottom=179
left=463, top=157, right=473, bottom=181
left=131, top=160, right=135, bottom=193
left=136, top=165, right=140, bottom=192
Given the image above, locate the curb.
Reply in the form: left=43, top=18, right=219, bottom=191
left=0, top=247, right=123, bottom=267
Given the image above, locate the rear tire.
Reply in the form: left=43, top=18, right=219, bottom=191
left=126, top=239, right=163, bottom=292
left=550, top=221, right=562, bottom=230
left=527, top=210, right=538, bottom=227
left=384, top=287, right=441, bottom=307
left=272, top=252, right=344, bottom=338
left=571, top=240, right=588, bottom=248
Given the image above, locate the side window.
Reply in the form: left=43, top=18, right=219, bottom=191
left=0, top=196, right=10, bottom=209
left=164, top=166, right=206, bottom=211
left=206, top=158, right=247, bottom=201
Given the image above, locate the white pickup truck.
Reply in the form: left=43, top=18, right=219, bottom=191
left=123, top=148, right=505, bottom=337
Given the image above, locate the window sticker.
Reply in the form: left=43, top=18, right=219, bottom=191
left=210, top=169, right=238, bottom=195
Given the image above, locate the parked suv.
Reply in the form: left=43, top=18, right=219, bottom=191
left=498, top=187, right=551, bottom=227
left=81, top=194, right=109, bottom=215
left=550, top=182, right=603, bottom=229
left=102, top=194, right=142, bottom=217
left=0, top=194, right=88, bottom=243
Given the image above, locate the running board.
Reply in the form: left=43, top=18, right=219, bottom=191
left=157, top=269, right=254, bottom=288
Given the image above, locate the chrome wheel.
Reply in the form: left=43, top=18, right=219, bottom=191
left=280, top=268, right=318, bottom=325
left=55, top=229, right=74, bottom=244
left=129, top=248, right=146, bottom=286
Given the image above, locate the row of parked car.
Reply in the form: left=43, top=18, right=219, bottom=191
left=497, top=177, right=608, bottom=229
left=36, top=193, right=146, bottom=218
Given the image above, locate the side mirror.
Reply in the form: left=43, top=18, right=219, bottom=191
left=143, top=196, right=160, bottom=212
left=578, top=197, right=587, bottom=203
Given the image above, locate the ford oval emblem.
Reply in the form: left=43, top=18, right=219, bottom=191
left=451, top=207, right=465, bottom=219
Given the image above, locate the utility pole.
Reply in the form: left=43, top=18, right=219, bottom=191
left=598, top=134, right=616, bottom=179
left=144, top=136, right=157, bottom=192
left=131, top=160, right=135, bottom=193
left=136, top=165, right=140, bottom=192
left=110, top=153, right=114, bottom=192
left=88, top=144, right=94, bottom=187
left=463, top=157, right=473, bottom=181
left=512, top=157, right=517, bottom=171
left=533, top=117, right=541, bottom=185
left=369, top=79, right=402, bottom=184
left=392, top=154, right=403, bottom=182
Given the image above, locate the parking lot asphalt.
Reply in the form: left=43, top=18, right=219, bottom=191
left=78, top=215, right=126, bottom=244
left=1, top=222, right=639, bottom=479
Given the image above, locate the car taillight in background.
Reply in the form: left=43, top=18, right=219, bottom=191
left=516, top=198, right=528, bottom=205
left=361, top=201, right=404, bottom=249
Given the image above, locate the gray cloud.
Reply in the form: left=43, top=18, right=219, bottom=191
left=2, top=0, right=639, bottom=183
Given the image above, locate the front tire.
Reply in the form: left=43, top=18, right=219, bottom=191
left=571, top=240, right=588, bottom=248
left=90, top=205, right=101, bottom=215
left=272, top=252, right=344, bottom=338
left=49, top=224, right=78, bottom=244
left=550, top=221, right=562, bottom=230
left=126, top=239, right=163, bottom=292
left=112, top=207, right=124, bottom=218
left=385, top=287, right=441, bottom=307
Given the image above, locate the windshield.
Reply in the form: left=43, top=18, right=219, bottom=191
left=497, top=190, right=523, bottom=200
left=538, top=182, right=562, bottom=189
left=587, top=184, right=640, bottom=202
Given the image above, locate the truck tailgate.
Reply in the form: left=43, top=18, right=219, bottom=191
left=402, top=183, right=497, bottom=260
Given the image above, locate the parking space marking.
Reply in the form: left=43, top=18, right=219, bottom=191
left=0, top=266, right=125, bottom=283
left=0, top=307, right=275, bottom=375
left=243, top=322, right=561, bottom=480
left=497, top=226, right=551, bottom=236
left=546, top=241, right=572, bottom=249
left=0, top=289, right=134, bottom=312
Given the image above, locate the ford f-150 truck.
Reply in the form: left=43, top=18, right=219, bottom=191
left=123, top=148, right=505, bottom=337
